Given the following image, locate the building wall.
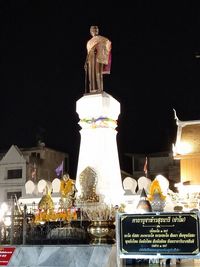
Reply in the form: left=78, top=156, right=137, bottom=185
left=181, top=157, right=200, bottom=184
left=0, top=145, right=27, bottom=202
left=23, top=147, right=68, bottom=181
left=125, top=152, right=180, bottom=187
left=173, top=119, right=200, bottom=186
left=0, top=145, right=69, bottom=203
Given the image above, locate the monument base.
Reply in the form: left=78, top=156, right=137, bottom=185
left=8, top=245, right=117, bottom=267
left=76, top=92, right=124, bottom=205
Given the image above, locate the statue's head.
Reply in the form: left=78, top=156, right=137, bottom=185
left=62, top=173, right=70, bottom=181
left=90, top=26, right=99, bottom=37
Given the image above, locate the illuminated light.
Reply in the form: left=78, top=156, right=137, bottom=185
left=0, top=203, right=8, bottom=221
left=0, top=211, right=3, bottom=221
left=175, top=141, right=193, bottom=155
left=52, top=178, right=61, bottom=193
left=1, top=203, right=8, bottom=214
left=175, top=183, right=200, bottom=194
left=155, top=175, right=169, bottom=196
left=76, top=92, right=124, bottom=205
left=123, top=177, right=137, bottom=194
left=25, top=180, right=36, bottom=194
left=174, top=182, right=182, bottom=188
left=3, top=216, right=11, bottom=227
left=37, top=179, right=47, bottom=193
left=37, top=180, right=52, bottom=194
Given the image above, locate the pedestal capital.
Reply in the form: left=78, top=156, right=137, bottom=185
left=76, top=92, right=120, bottom=120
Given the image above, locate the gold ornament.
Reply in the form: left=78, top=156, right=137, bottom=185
left=78, top=167, right=99, bottom=203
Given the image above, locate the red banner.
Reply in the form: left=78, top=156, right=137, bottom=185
left=0, top=247, right=15, bottom=266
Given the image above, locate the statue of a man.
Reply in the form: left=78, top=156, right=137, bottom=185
left=60, top=173, right=77, bottom=208
left=85, top=26, right=111, bottom=93
left=60, top=173, right=76, bottom=198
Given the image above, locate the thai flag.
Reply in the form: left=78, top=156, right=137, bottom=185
left=55, top=161, right=64, bottom=177
left=144, top=157, right=148, bottom=176
left=31, top=163, right=37, bottom=179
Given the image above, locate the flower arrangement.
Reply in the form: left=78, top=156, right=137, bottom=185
left=82, top=203, right=125, bottom=222
left=79, top=117, right=117, bottom=129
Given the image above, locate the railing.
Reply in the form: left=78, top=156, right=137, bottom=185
left=0, top=197, right=115, bottom=245
left=0, top=209, right=91, bottom=245
left=25, top=218, right=90, bottom=245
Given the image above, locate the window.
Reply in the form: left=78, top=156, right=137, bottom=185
left=31, top=152, right=37, bottom=157
left=31, top=152, right=40, bottom=159
left=7, top=191, right=22, bottom=200
left=7, top=169, right=22, bottom=179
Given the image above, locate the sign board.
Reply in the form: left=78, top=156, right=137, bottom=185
left=0, top=247, right=15, bottom=266
left=117, top=212, right=199, bottom=256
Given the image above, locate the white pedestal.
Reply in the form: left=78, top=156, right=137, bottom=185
left=76, top=92, right=124, bottom=205
left=8, top=245, right=117, bottom=267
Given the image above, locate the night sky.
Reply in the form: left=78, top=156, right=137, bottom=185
left=1, top=1, right=200, bottom=176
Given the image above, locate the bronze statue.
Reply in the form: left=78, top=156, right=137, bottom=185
left=85, top=26, right=111, bottom=93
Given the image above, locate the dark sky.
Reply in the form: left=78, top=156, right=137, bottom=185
left=1, top=1, right=200, bottom=176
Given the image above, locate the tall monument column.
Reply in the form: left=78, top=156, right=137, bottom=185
left=76, top=26, right=124, bottom=205
left=76, top=92, right=124, bottom=205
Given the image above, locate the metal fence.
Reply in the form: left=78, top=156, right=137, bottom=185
left=0, top=197, right=90, bottom=245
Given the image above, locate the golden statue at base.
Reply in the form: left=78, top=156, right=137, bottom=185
left=148, top=179, right=166, bottom=201
left=59, top=173, right=77, bottom=210
left=34, top=185, right=55, bottom=223
left=38, top=185, right=54, bottom=212
left=34, top=176, right=78, bottom=224
left=148, top=179, right=166, bottom=212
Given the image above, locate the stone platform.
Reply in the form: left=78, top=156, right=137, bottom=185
left=8, top=245, right=117, bottom=267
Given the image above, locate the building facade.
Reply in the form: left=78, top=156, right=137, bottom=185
left=173, top=117, right=200, bottom=184
left=0, top=144, right=68, bottom=203
left=125, top=152, right=180, bottom=188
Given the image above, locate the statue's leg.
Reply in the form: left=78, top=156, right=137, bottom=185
left=88, top=61, right=92, bottom=93
left=91, top=55, right=96, bottom=91
left=89, top=52, right=97, bottom=92
left=99, top=64, right=103, bottom=91
left=85, top=67, right=88, bottom=94
left=96, top=63, right=103, bottom=91
left=88, top=51, right=96, bottom=92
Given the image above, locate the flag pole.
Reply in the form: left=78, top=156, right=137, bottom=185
left=146, top=157, right=148, bottom=178
left=62, top=160, right=64, bottom=177
left=144, top=157, right=148, bottom=178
